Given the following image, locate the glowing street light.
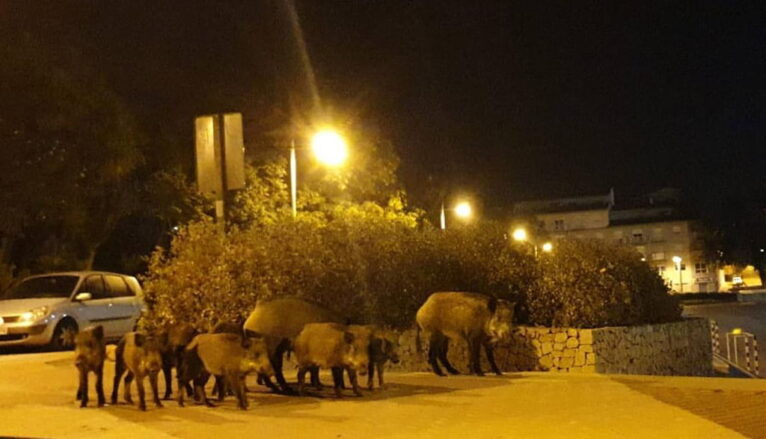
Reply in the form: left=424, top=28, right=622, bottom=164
left=311, top=130, right=348, bottom=166
left=512, top=227, right=528, bottom=242
left=290, top=129, right=348, bottom=217
left=541, top=242, right=553, bottom=253
left=440, top=200, right=473, bottom=230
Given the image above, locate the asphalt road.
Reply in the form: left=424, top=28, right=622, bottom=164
left=683, top=302, right=766, bottom=376
left=2, top=351, right=766, bottom=438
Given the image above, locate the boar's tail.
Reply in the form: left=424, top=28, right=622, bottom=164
left=415, top=325, right=422, bottom=354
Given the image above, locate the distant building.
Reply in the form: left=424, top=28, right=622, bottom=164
left=514, top=188, right=719, bottom=293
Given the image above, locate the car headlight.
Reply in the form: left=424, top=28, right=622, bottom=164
left=19, top=306, right=50, bottom=323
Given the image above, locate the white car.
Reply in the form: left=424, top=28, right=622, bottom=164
left=0, top=271, right=144, bottom=349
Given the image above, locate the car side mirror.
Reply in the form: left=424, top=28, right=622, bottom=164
left=74, top=292, right=92, bottom=302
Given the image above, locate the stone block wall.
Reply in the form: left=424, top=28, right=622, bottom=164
left=389, top=318, right=713, bottom=377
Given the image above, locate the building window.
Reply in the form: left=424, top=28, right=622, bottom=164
left=672, top=225, right=681, bottom=233
left=632, top=232, right=644, bottom=244
left=695, top=263, right=708, bottom=274
left=554, top=219, right=564, bottom=231
left=658, top=266, right=666, bottom=275
left=651, top=252, right=665, bottom=261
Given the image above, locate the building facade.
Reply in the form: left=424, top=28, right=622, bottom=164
left=515, top=189, right=718, bottom=293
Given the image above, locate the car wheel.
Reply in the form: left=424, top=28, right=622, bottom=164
left=50, top=319, right=78, bottom=351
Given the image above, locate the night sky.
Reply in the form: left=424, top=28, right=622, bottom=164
left=4, top=1, right=766, bottom=216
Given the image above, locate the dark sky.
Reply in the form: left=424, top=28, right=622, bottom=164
left=5, top=1, right=766, bottom=215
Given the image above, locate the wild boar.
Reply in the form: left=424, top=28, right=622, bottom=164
left=416, top=292, right=515, bottom=376
left=74, top=325, right=107, bottom=408
left=177, top=333, right=274, bottom=410
left=159, top=323, right=197, bottom=400
left=111, top=332, right=165, bottom=411
left=293, top=323, right=369, bottom=398
left=243, top=297, right=346, bottom=392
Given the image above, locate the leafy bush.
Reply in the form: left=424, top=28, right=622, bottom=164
left=142, top=214, right=680, bottom=331
left=527, top=239, right=681, bottom=327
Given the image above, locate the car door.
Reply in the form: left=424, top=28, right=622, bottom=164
left=73, top=275, right=121, bottom=338
left=103, top=275, right=141, bottom=335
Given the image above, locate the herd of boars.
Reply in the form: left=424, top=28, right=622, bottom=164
left=74, top=291, right=515, bottom=410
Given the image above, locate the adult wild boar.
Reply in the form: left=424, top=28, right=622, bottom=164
left=74, top=325, right=107, bottom=408
left=159, top=323, right=197, bottom=400
left=177, top=333, right=273, bottom=410
left=416, top=292, right=515, bottom=376
left=111, top=332, right=165, bottom=411
left=347, top=325, right=400, bottom=390
left=294, top=323, right=370, bottom=398
left=243, top=297, right=345, bottom=392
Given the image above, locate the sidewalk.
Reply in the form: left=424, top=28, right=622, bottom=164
left=1, top=352, right=764, bottom=438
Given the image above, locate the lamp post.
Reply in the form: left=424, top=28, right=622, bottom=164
left=672, top=256, right=683, bottom=293
left=440, top=200, right=472, bottom=230
left=289, top=129, right=348, bottom=217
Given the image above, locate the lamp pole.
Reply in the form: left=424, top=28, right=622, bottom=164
left=290, top=139, right=298, bottom=218
left=440, top=203, right=446, bottom=230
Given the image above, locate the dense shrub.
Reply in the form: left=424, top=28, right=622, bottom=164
left=527, top=239, right=681, bottom=327
left=141, top=216, right=681, bottom=331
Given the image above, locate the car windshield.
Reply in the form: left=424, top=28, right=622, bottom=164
left=5, top=276, right=79, bottom=299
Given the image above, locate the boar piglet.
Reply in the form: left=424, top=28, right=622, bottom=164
left=74, top=325, right=107, bottom=408
left=111, top=332, right=164, bottom=411
left=416, top=292, right=515, bottom=377
left=360, top=326, right=400, bottom=390
left=294, top=323, right=370, bottom=398
left=159, top=324, right=197, bottom=400
left=178, top=333, right=273, bottom=410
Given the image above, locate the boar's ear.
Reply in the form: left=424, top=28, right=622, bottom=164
left=487, top=297, right=498, bottom=313
left=134, top=333, right=146, bottom=347
left=92, top=325, right=104, bottom=341
left=344, top=332, right=356, bottom=345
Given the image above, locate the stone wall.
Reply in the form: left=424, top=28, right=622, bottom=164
left=390, top=318, right=713, bottom=377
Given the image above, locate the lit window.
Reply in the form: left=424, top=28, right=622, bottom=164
left=651, top=252, right=665, bottom=261
left=695, top=263, right=708, bottom=274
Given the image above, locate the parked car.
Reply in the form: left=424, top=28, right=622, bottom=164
left=0, top=271, right=144, bottom=349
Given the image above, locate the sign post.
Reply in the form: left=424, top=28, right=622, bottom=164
left=195, top=113, right=245, bottom=224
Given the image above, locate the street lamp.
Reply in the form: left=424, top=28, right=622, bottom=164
left=512, top=227, right=528, bottom=242
left=440, top=200, right=473, bottom=230
left=290, top=129, right=348, bottom=217
left=512, top=227, right=553, bottom=257
left=541, top=242, right=553, bottom=253
left=672, top=256, right=683, bottom=293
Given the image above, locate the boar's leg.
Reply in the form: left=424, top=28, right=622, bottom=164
left=331, top=367, right=344, bottom=398
left=347, top=368, right=362, bottom=397
left=161, top=360, right=173, bottom=400
left=436, top=336, right=460, bottom=375
left=78, top=367, right=89, bottom=408
left=296, top=367, right=309, bottom=396
left=310, top=366, right=323, bottom=389
left=272, top=339, right=292, bottom=393
left=96, top=364, right=106, bottom=407
left=257, top=373, right=281, bottom=393
left=468, top=338, right=484, bottom=376
left=229, top=374, right=248, bottom=410
left=136, top=374, right=147, bottom=411
left=366, top=362, right=375, bottom=390
left=484, top=341, right=502, bottom=375
left=150, top=372, right=163, bottom=408
left=377, top=362, right=385, bottom=389
left=427, top=334, right=445, bottom=376
left=123, top=371, right=135, bottom=405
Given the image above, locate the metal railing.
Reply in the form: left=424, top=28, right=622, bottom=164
left=725, top=329, right=759, bottom=377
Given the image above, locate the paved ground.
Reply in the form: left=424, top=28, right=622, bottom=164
left=1, top=352, right=766, bottom=438
left=684, top=302, right=766, bottom=377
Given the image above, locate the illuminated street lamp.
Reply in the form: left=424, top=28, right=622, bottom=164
left=290, top=129, right=348, bottom=217
left=672, top=256, right=683, bottom=293
left=440, top=200, right=473, bottom=230
left=512, top=227, right=528, bottom=242
left=541, top=242, right=553, bottom=253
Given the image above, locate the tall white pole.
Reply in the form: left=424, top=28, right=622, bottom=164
left=290, top=139, right=297, bottom=218
left=440, top=203, right=446, bottom=230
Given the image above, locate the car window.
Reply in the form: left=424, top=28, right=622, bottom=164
left=6, top=276, right=79, bottom=299
left=79, top=275, right=109, bottom=300
left=104, top=275, right=133, bottom=297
